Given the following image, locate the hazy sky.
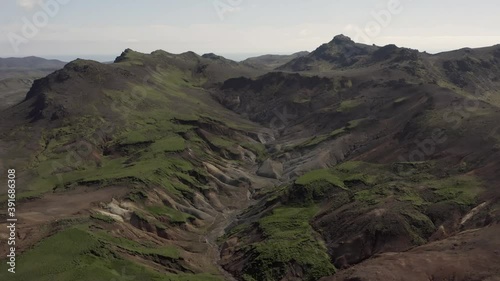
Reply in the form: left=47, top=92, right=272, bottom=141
left=1, top=0, right=499, bottom=61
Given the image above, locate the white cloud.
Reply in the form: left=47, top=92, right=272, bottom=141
left=17, top=0, right=42, bottom=10
left=1, top=21, right=499, bottom=58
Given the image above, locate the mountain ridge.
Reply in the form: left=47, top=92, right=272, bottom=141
left=0, top=56, right=66, bottom=70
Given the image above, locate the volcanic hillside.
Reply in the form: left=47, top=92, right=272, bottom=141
left=1, top=35, right=500, bottom=281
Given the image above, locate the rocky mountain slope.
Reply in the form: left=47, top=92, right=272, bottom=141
left=0, top=35, right=500, bottom=281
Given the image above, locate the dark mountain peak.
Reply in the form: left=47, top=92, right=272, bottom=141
left=372, top=44, right=420, bottom=63
left=331, top=34, right=355, bottom=45
left=200, top=53, right=239, bottom=67
left=150, top=49, right=173, bottom=56
left=202, top=53, right=223, bottom=60
left=179, top=51, right=200, bottom=60
left=24, top=58, right=104, bottom=101
left=292, top=51, right=310, bottom=56
left=114, top=48, right=138, bottom=63
left=381, top=43, right=399, bottom=50
left=314, top=34, right=370, bottom=57
left=63, top=58, right=103, bottom=72
left=371, top=44, right=400, bottom=60
left=289, top=34, right=375, bottom=69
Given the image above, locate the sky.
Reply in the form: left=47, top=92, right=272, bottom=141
left=1, top=0, right=499, bottom=62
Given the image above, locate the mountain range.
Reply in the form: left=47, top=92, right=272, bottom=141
left=0, top=35, right=500, bottom=281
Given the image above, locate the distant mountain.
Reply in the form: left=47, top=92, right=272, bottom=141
left=242, top=51, right=310, bottom=70
left=0, top=56, right=66, bottom=110
left=0, top=56, right=66, bottom=70
left=278, top=34, right=422, bottom=71
left=1, top=37, right=500, bottom=281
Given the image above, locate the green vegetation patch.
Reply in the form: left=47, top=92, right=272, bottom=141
left=207, top=135, right=236, bottom=148
left=90, top=213, right=116, bottom=224
left=150, top=136, right=186, bottom=152
left=224, top=161, right=486, bottom=281
left=293, top=118, right=368, bottom=150
left=0, top=227, right=169, bottom=281
left=26, top=151, right=197, bottom=199
left=291, top=165, right=378, bottom=204
left=163, top=273, right=224, bottom=281
left=426, top=175, right=484, bottom=206
left=297, top=128, right=346, bottom=149
left=243, top=207, right=335, bottom=281
left=240, top=142, right=268, bottom=162
left=337, top=99, right=362, bottom=112
left=347, top=118, right=368, bottom=129
left=146, top=205, right=194, bottom=223
left=297, top=164, right=378, bottom=188
left=296, top=169, right=344, bottom=187
left=93, top=230, right=180, bottom=260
